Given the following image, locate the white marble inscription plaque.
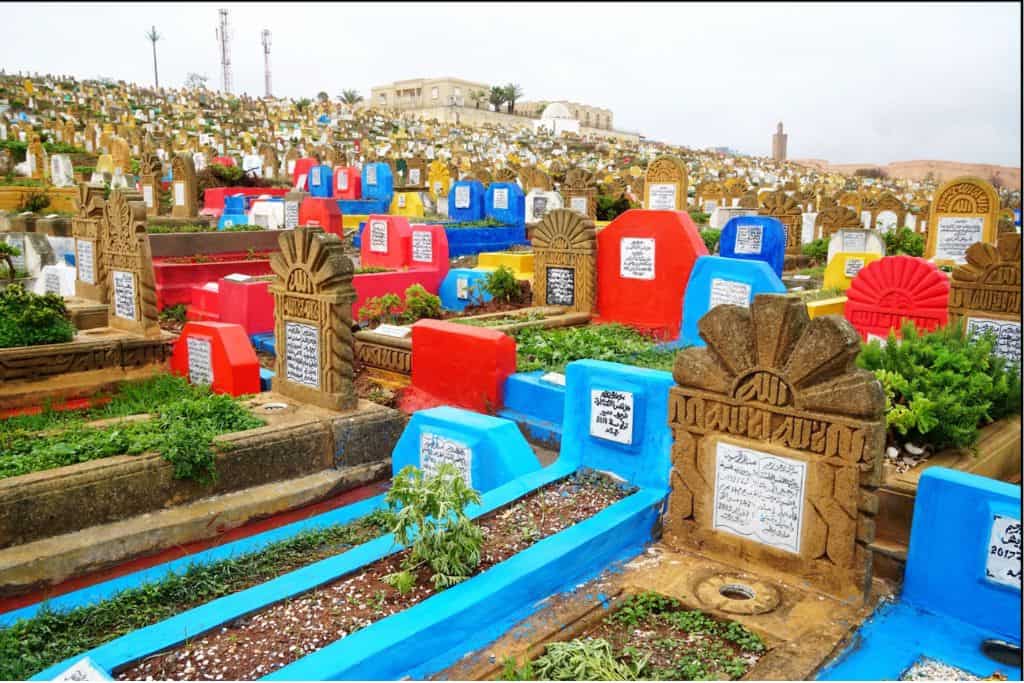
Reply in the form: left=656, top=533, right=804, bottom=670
left=173, top=181, right=185, bottom=206
left=284, top=201, right=299, bottom=229
left=284, top=321, right=320, bottom=388
left=375, top=324, right=412, bottom=338
left=311, top=166, right=321, bottom=186
left=112, top=270, right=136, bottom=321
left=456, top=277, right=470, bottom=300
left=841, top=231, right=867, bottom=253
left=76, top=239, right=95, bottom=284
left=493, top=187, right=509, bottom=210
left=454, top=184, right=470, bottom=209
left=52, top=656, right=110, bottom=681
left=713, top=442, right=807, bottom=553
left=420, top=432, right=472, bottom=486
left=337, top=172, right=349, bottom=191
left=620, top=237, right=655, bottom=280
left=369, top=220, right=388, bottom=253
left=44, top=270, right=61, bottom=294
left=570, top=196, right=588, bottom=214
left=966, top=317, right=1022, bottom=365
left=647, top=182, right=677, bottom=210
left=985, top=514, right=1021, bottom=590
left=366, top=164, right=378, bottom=186
left=734, top=226, right=763, bottom=255
left=843, top=257, right=866, bottom=279
left=142, top=185, right=154, bottom=208
left=186, top=336, right=214, bottom=386
left=935, top=216, right=984, bottom=264
left=411, top=231, right=433, bottom=263
left=709, top=278, right=752, bottom=309
left=589, top=389, right=634, bottom=445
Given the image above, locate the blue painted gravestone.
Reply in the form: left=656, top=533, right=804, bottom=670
left=438, top=268, right=492, bottom=312
left=679, top=256, right=786, bottom=348
left=561, top=359, right=674, bottom=491
left=818, top=468, right=1021, bottom=681
left=485, top=182, right=525, bottom=227
left=390, top=406, right=540, bottom=494
left=308, top=164, right=333, bottom=198
left=217, top=193, right=248, bottom=230
left=361, top=162, right=394, bottom=202
left=719, top=215, right=786, bottom=276
left=448, top=180, right=486, bottom=222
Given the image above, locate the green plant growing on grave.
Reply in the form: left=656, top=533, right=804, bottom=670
left=482, top=265, right=521, bottom=303
left=514, top=324, right=678, bottom=373
left=159, top=303, right=187, bottom=323
left=883, top=226, right=924, bottom=257
left=802, top=237, right=828, bottom=264
left=857, top=321, right=1021, bottom=452
left=0, top=284, right=75, bottom=348
left=382, top=464, right=484, bottom=593
left=688, top=208, right=709, bottom=225
left=402, top=284, right=442, bottom=322
left=0, top=243, right=20, bottom=283
left=596, top=194, right=632, bottom=221
left=358, top=292, right=404, bottom=326
left=16, top=188, right=50, bottom=213
left=699, top=228, right=721, bottom=253
left=524, top=639, right=647, bottom=681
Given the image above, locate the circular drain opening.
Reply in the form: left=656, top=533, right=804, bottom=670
left=719, top=584, right=755, bottom=601
left=981, top=639, right=1021, bottom=667
left=259, top=402, right=289, bottom=412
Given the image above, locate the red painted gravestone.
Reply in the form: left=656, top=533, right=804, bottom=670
left=334, top=166, right=362, bottom=200
left=361, top=214, right=411, bottom=269
left=170, top=321, right=261, bottom=396
left=398, top=320, right=516, bottom=414
left=299, top=196, right=343, bottom=238
left=844, top=255, right=950, bottom=342
left=595, top=209, right=709, bottom=339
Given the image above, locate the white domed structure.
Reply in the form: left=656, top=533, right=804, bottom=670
left=535, top=102, right=580, bottom=136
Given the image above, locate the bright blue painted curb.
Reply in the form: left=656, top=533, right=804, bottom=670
left=7, top=493, right=386, bottom=629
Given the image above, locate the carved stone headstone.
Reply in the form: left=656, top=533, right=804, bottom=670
left=269, top=227, right=357, bottom=411
left=949, top=233, right=1021, bottom=365
left=562, top=168, right=597, bottom=220
left=664, top=295, right=885, bottom=601
left=138, top=151, right=162, bottom=216
left=102, top=190, right=160, bottom=337
left=170, top=152, right=198, bottom=218
left=758, top=189, right=803, bottom=254
left=643, top=155, right=687, bottom=211
left=531, top=209, right=597, bottom=313
left=72, top=183, right=108, bottom=302
left=815, top=206, right=863, bottom=240
left=925, top=176, right=999, bottom=265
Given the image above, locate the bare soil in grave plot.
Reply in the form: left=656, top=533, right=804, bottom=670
left=118, top=470, right=633, bottom=681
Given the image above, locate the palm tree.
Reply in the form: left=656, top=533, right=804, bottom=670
left=317, top=91, right=329, bottom=102
left=488, top=86, right=507, bottom=112
left=468, top=89, right=486, bottom=110
left=503, top=83, right=523, bottom=114
left=295, top=98, right=312, bottom=113
left=145, top=26, right=161, bottom=89
left=339, top=89, right=363, bottom=106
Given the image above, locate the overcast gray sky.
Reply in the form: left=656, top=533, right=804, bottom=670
left=2, top=2, right=1020, bottom=166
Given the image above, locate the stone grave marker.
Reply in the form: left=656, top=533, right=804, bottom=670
left=643, top=155, right=687, bottom=211
left=170, top=152, right=198, bottom=218
left=665, top=294, right=886, bottom=601
left=531, top=208, right=597, bottom=313
left=758, top=189, right=803, bottom=254
left=815, top=205, right=864, bottom=241
left=948, top=233, right=1021, bottom=365
left=562, top=168, right=597, bottom=220
left=269, top=227, right=357, bottom=411
left=844, top=255, right=950, bottom=342
left=826, top=228, right=885, bottom=264
left=680, top=255, right=787, bottom=347
left=925, top=176, right=1000, bottom=265
left=102, top=189, right=161, bottom=337
left=525, top=188, right=563, bottom=225
left=719, top=215, right=786, bottom=276
left=138, top=152, right=162, bottom=217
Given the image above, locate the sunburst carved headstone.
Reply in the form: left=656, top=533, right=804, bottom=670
left=102, top=190, right=160, bottom=337
left=949, top=233, right=1021, bottom=364
left=269, top=227, right=357, bottom=411
left=562, top=168, right=597, bottom=220
left=758, top=189, right=803, bottom=254
left=844, top=255, right=949, bottom=342
left=643, top=155, right=687, bottom=211
left=664, top=294, right=885, bottom=601
left=531, top=209, right=597, bottom=313
left=925, top=176, right=999, bottom=265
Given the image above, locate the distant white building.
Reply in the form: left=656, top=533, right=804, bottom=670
left=533, top=102, right=579, bottom=136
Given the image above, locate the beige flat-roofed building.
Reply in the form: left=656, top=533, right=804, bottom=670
left=369, top=77, right=489, bottom=110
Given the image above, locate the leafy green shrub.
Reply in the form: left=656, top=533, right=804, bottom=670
left=382, top=464, right=484, bottom=592
left=0, top=284, right=75, bottom=348
left=857, top=321, right=1021, bottom=451
left=596, top=194, right=632, bottom=221
left=403, top=284, right=441, bottom=321
left=358, top=293, right=403, bottom=326
left=700, top=228, right=721, bottom=253
left=514, top=324, right=677, bottom=373
left=883, top=226, right=924, bottom=257
left=527, top=639, right=645, bottom=681
left=0, top=243, right=21, bottom=281
left=802, top=237, right=828, bottom=263
left=482, top=265, right=521, bottom=303
left=16, top=189, right=50, bottom=213
left=688, top=209, right=710, bottom=225
left=159, top=303, right=187, bottom=323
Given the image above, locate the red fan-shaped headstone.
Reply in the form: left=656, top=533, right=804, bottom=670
left=844, top=255, right=950, bottom=341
